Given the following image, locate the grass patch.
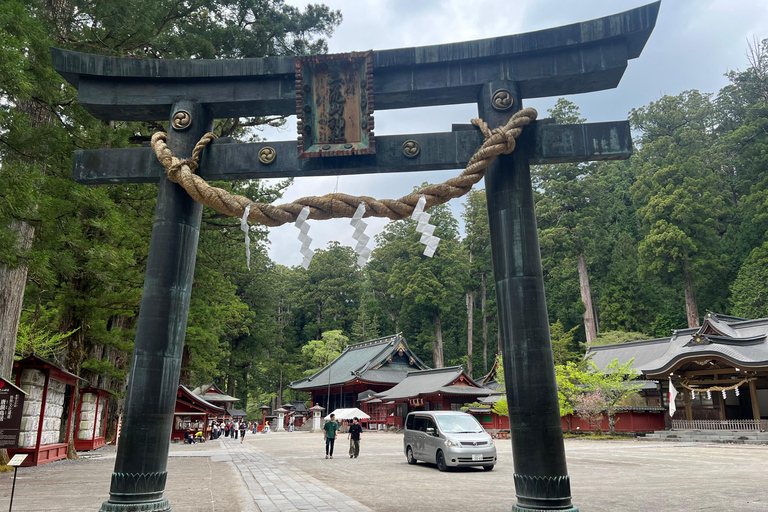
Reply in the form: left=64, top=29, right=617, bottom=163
left=0, top=464, right=15, bottom=473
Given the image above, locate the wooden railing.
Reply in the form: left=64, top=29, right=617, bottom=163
left=672, top=419, right=768, bottom=431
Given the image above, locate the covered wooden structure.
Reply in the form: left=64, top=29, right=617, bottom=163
left=189, top=383, right=240, bottom=416
left=290, top=333, right=430, bottom=411
left=588, top=312, right=768, bottom=430
left=362, top=366, right=492, bottom=429
left=10, top=355, right=79, bottom=466
left=173, top=385, right=223, bottom=441
left=75, top=387, right=112, bottom=451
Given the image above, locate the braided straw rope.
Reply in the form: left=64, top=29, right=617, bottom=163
left=151, top=107, right=538, bottom=227
left=680, top=376, right=756, bottom=393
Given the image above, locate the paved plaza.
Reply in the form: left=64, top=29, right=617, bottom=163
left=1, top=432, right=766, bottom=511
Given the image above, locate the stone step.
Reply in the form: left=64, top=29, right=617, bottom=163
left=639, top=430, right=768, bottom=444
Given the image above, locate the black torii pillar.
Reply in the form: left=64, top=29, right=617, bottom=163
left=480, top=83, right=576, bottom=511
left=100, top=101, right=211, bottom=512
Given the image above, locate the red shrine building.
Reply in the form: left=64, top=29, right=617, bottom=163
left=290, top=334, right=430, bottom=412
left=587, top=312, right=768, bottom=431
left=290, top=334, right=492, bottom=429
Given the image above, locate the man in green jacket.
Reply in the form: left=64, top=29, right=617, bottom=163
left=323, top=413, right=339, bottom=459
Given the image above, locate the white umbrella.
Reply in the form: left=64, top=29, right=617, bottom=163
left=324, top=408, right=371, bottom=421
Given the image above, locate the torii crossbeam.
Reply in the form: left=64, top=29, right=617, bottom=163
left=52, top=3, right=659, bottom=511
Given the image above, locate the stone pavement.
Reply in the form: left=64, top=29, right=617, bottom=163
left=219, top=435, right=372, bottom=512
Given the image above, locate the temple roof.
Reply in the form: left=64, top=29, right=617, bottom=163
left=177, top=385, right=224, bottom=415
left=586, top=312, right=768, bottom=377
left=190, top=383, right=240, bottom=403
left=373, top=366, right=492, bottom=401
left=290, top=333, right=429, bottom=391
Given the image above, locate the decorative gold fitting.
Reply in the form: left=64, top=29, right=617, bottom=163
left=171, top=110, right=192, bottom=130
left=402, top=140, right=420, bottom=158
left=491, top=90, right=514, bottom=111
left=258, top=147, right=276, bottom=165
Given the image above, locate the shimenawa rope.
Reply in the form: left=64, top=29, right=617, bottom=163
left=150, top=108, right=538, bottom=227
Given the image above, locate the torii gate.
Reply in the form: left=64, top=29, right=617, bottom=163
left=52, top=3, right=659, bottom=511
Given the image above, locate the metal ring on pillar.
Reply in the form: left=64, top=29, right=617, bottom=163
left=171, top=110, right=192, bottom=130
left=258, top=147, right=276, bottom=165
left=402, top=140, right=420, bottom=158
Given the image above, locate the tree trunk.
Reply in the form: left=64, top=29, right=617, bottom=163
left=608, top=413, right=616, bottom=436
left=0, top=220, right=34, bottom=378
left=577, top=252, right=598, bottom=344
left=683, top=262, right=700, bottom=328
left=465, top=291, right=474, bottom=378
left=481, top=273, right=488, bottom=373
left=433, top=312, right=444, bottom=368
left=0, top=220, right=35, bottom=465
left=277, top=369, right=283, bottom=408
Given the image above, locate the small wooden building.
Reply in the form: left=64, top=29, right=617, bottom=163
left=74, top=387, right=112, bottom=451
left=10, top=355, right=79, bottom=466
left=173, top=385, right=223, bottom=441
left=189, top=382, right=240, bottom=418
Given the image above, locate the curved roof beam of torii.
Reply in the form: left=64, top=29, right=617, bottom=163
left=50, top=2, right=660, bottom=121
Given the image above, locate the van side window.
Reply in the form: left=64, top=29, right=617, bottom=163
left=413, top=417, right=426, bottom=432
left=405, top=414, right=415, bottom=430
left=424, top=418, right=436, bottom=432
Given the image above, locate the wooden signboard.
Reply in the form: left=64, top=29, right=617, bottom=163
left=0, top=378, right=25, bottom=449
left=296, top=51, right=374, bottom=158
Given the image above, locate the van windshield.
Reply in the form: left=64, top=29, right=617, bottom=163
left=434, top=414, right=483, bottom=433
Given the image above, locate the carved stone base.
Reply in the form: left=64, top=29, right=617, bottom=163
left=99, top=498, right=170, bottom=512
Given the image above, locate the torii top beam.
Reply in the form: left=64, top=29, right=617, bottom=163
left=51, top=2, right=660, bottom=122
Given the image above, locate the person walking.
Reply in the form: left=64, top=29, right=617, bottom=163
left=323, top=413, right=339, bottom=459
left=233, top=420, right=239, bottom=440
left=348, top=417, right=362, bottom=458
left=239, top=420, right=247, bottom=442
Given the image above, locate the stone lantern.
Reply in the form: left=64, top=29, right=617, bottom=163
left=309, top=404, right=325, bottom=432
left=275, top=407, right=287, bottom=431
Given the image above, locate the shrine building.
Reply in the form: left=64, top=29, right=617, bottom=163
left=361, top=366, right=492, bottom=429
left=587, top=312, right=768, bottom=430
left=289, top=333, right=430, bottom=412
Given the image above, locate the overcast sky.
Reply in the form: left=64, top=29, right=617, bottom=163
left=260, top=0, right=768, bottom=267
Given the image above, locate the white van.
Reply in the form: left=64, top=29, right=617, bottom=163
left=403, top=411, right=497, bottom=471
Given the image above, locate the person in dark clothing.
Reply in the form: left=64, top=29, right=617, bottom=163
left=323, top=413, right=339, bottom=459
left=348, top=417, right=362, bottom=458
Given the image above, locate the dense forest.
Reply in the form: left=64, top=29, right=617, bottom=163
left=2, top=2, right=768, bottom=424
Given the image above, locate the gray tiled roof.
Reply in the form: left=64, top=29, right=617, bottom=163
left=375, top=367, right=490, bottom=400
left=290, top=333, right=429, bottom=391
left=586, top=313, right=768, bottom=376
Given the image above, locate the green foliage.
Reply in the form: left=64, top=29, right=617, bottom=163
left=550, top=321, right=581, bottom=365
left=488, top=356, right=508, bottom=417
left=731, top=242, right=768, bottom=318
left=301, top=330, right=349, bottom=376
left=590, top=331, right=648, bottom=347
left=15, top=324, right=77, bottom=360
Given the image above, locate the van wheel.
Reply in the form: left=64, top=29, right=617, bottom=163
left=436, top=450, right=449, bottom=472
left=406, top=446, right=417, bottom=465
left=483, top=464, right=494, bottom=471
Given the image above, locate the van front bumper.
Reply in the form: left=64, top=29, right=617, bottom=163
left=443, top=445, right=497, bottom=467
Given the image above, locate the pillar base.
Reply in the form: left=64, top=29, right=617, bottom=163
left=99, top=499, right=170, bottom=512
left=513, top=505, right=578, bottom=512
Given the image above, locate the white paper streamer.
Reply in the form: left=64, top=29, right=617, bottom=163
left=240, top=204, right=251, bottom=270
left=295, top=206, right=315, bottom=269
left=350, top=202, right=372, bottom=266
left=412, top=195, right=440, bottom=257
